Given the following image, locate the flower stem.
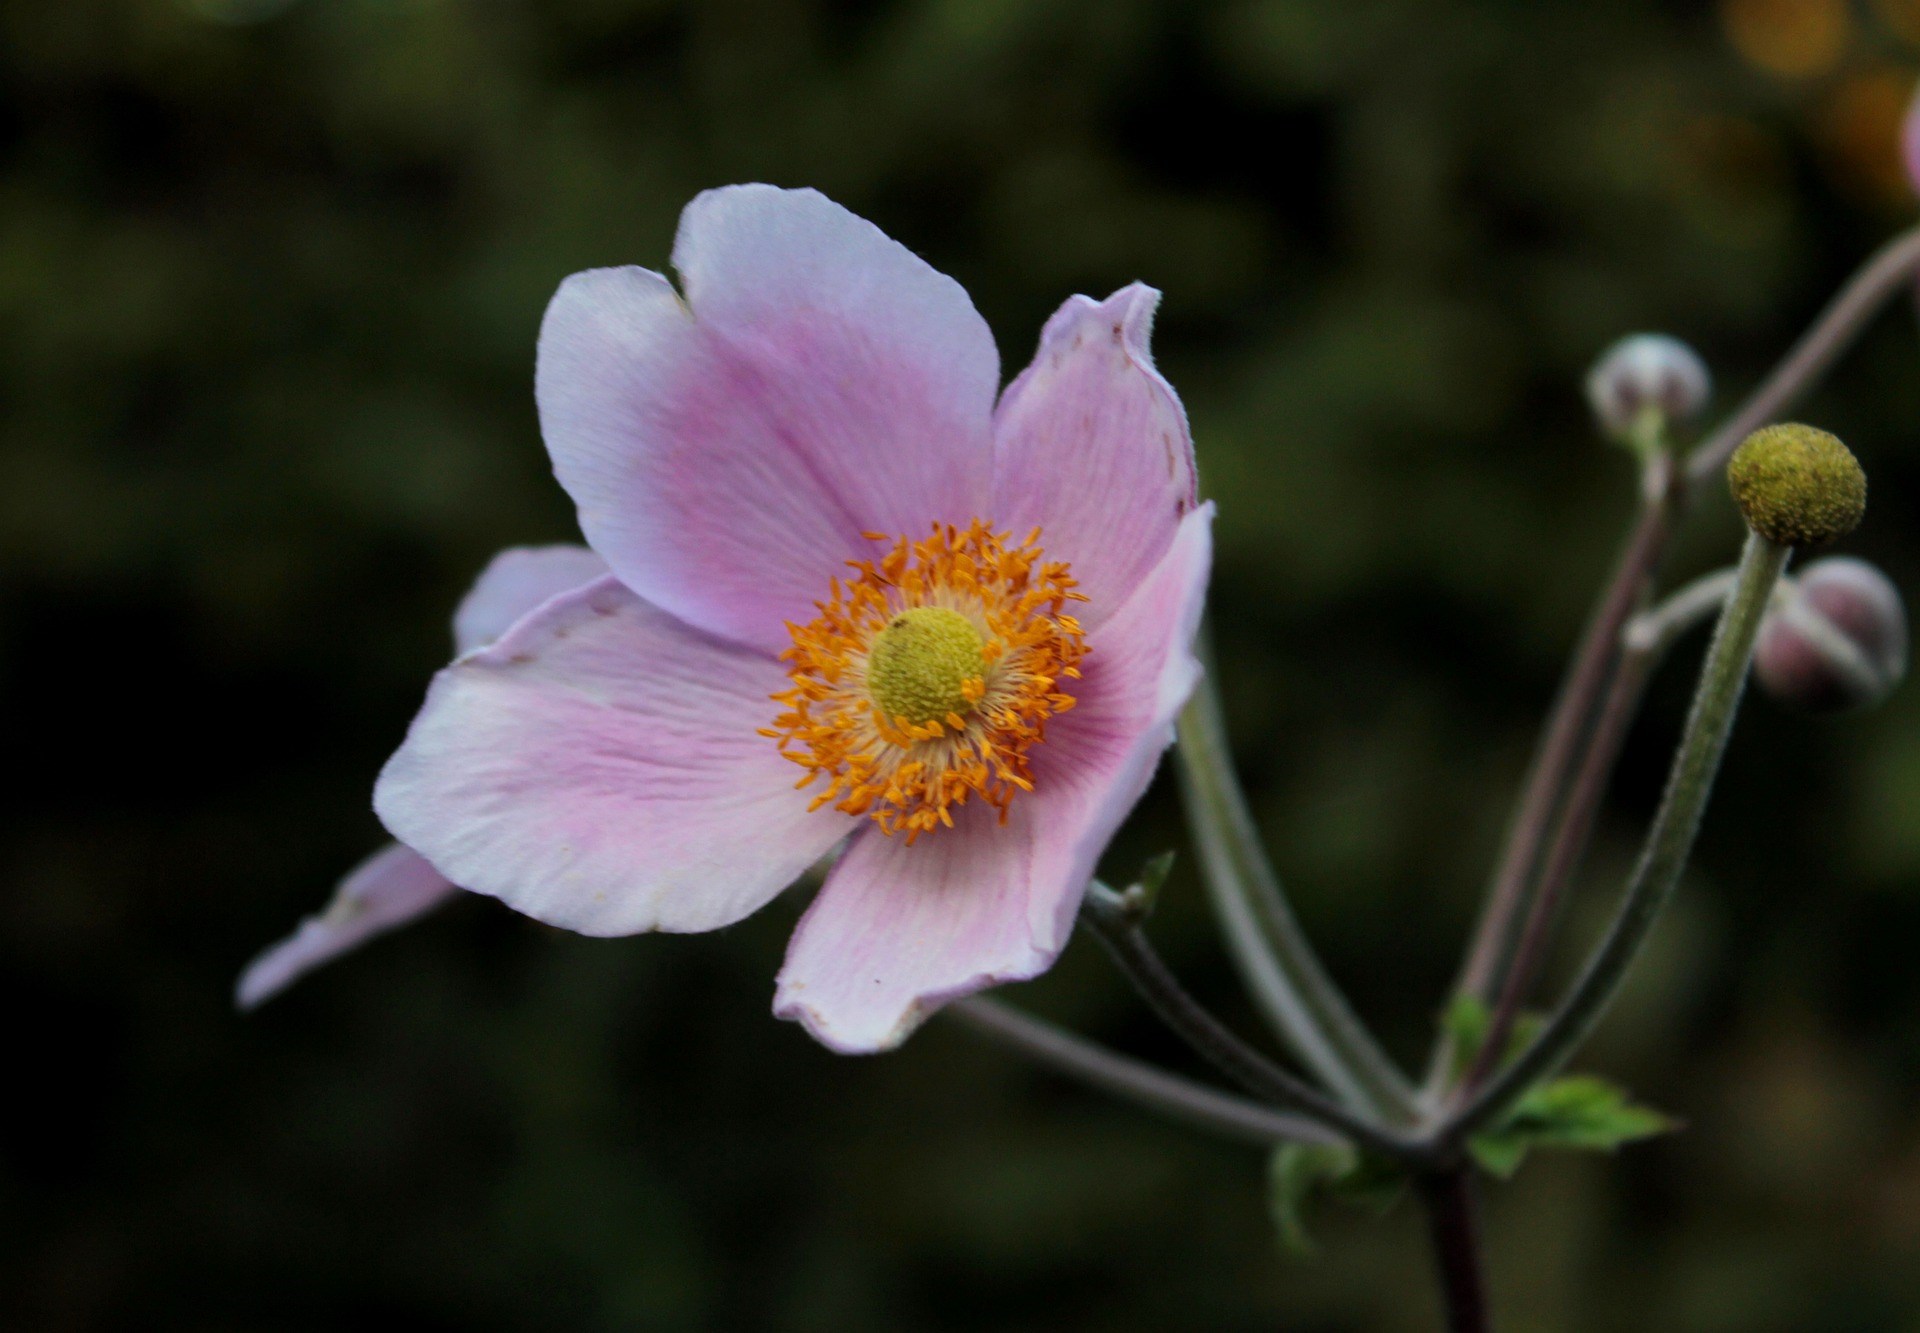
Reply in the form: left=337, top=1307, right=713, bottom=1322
left=1082, top=885, right=1421, bottom=1161
left=1433, top=227, right=1920, bottom=1100
left=1684, top=224, right=1920, bottom=493
left=944, top=996, right=1341, bottom=1147
left=1459, top=568, right=1738, bottom=1092
left=1419, top=1168, right=1493, bottom=1333
left=1177, top=651, right=1416, bottom=1122
left=1434, top=459, right=1681, bottom=1092
left=1444, top=532, right=1790, bottom=1145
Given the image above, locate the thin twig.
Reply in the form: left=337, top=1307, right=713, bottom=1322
left=1435, top=457, right=1681, bottom=1090
left=945, top=996, right=1341, bottom=1147
left=1436, top=227, right=1920, bottom=1102
left=1178, top=652, right=1417, bottom=1121
left=1445, top=533, right=1790, bottom=1146
left=1081, top=887, right=1421, bottom=1162
left=1685, top=225, right=1920, bottom=491
left=1460, top=568, right=1740, bottom=1093
left=1461, top=650, right=1651, bottom=1093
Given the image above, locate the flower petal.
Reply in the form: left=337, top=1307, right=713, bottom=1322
left=991, top=284, right=1198, bottom=628
left=452, top=544, right=610, bottom=655
left=773, top=803, right=1046, bottom=1054
left=240, top=545, right=612, bottom=1008
left=773, top=506, right=1212, bottom=1052
left=375, top=576, right=847, bottom=936
left=536, top=185, right=1000, bottom=653
left=1021, top=503, right=1213, bottom=954
left=235, top=843, right=459, bottom=1010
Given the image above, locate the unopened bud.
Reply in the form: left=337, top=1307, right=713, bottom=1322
left=1727, top=424, right=1866, bottom=548
left=1585, top=334, right=1712, bottom=438
left=1755, top=557, right=1907, bottom=713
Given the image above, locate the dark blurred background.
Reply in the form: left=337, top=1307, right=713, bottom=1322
left=8, top=0, right=1920, bottom=1328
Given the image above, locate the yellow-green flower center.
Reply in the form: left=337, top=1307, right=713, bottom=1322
left=865, top=607, right=987, bottom=727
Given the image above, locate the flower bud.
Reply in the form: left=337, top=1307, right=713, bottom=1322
left=1585, top=334, right=1712, bottom=438
left=1726, top=423, right=1866, bottom=548
left=1755, top=557, right=1908, bottom=713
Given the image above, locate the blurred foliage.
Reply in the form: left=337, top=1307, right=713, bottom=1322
left=8, top=0, right=1920, bottom=1329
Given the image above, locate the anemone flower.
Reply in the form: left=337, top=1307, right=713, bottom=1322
left=375, top=185, right=1212, bottom=1053
left=236, top=545, right=608, bottom=1009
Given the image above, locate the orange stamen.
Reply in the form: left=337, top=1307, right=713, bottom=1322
left=766, top=520, right=1089, bottom=841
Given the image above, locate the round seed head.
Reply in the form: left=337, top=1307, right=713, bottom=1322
left=1726, top=423, right=1866, bottom=548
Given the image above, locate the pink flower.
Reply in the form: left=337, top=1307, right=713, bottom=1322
left=236, top=544, right=608, bottom=1009
left=374, top=186, right=1212, bottom=1053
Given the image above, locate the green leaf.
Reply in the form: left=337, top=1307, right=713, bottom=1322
left=1266, top=1143, right=1408, bottom=1255
left=1327, top=1149, right=1408, bottom=1216
left=1440, top=994, right=1546, bottom=1082
left=1468, top=1075, right=1679, bottom=1180
left=1441, top=995, right=1490, bottom=1082
left=1467, top=1132, right=1531, bottom=1179
left=1131, top=850, right=1178, bottom=915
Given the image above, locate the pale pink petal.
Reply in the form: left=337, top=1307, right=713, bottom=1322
left=536, top=185, right=999, bottom=654
left=991, top=284, right=1198, bottom=629
left=1019, top=504, right=1213, bottom=954
left=774, top=506, right=1212, bottom=1053
left=240, top=546, right=610, bottom=1008
left=235, top=843, right=458, bottom=1010
left=375, top=576, right=847, bottom=936
left=452, top=544, right=610, bottom=655
left=773, top=802, right=1045, bottom=1054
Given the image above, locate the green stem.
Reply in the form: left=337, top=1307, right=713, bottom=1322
left=945, top=996, right=1342, bottom=1147
left=1178, top=652, right=1417, bottom=1122
left=1459, top=567, right=1739, bottom=1094
left=1429, top=466, right=1682, bottom=1096
left=1444, top=532, right=1790, bottom=1145
left=1685, top=225, right=1920, bottom=493
left=1430, top=227, right=1920, bottom=1102
left=1082, top=886, right=1421, bottom=1160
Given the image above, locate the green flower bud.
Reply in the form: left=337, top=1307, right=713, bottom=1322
left=1726, top=424, right=1866, bottom=548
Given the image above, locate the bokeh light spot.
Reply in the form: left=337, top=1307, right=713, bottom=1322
left=1722, top=0, right=1852, bottom=79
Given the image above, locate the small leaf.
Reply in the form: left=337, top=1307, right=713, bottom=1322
left=1441, top=995, right=1491, bottom=1082
left=1267, top=1144, right=1409, bottom=1254
left=1467, top=1132, right=1531, bottom=1180
left=1440, top=994, right=1546, bottom=1082
left=1131, top=850, right=1177, bottom=916
left=1269, top=1144, right=1349, bottom=1256
left=1328, top=1149, right=1407, bottom=1216
left=1468, top=1075, right=1678, bottom=1180
left=1508, top=1075, right=1679, bottom=1148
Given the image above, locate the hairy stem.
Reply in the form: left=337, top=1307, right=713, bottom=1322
left=945, top=996, right=1341, bottom=1147
left=1178, top=655, right=1416, bottom=1121
left=1446, top=533, right=1789, bottom=1145
left=1434, top=458, right=1682, bottom=1092
left=1082, top=886, right=1420, bottom=1160
left=1462, top=649, right=1651, bottom=1092
left=1685, top=225, right=1920, bottom=492
left=1433, top=227, right=1920, bottom=1100
left=1461, top=569, right=1740, bottom=1091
